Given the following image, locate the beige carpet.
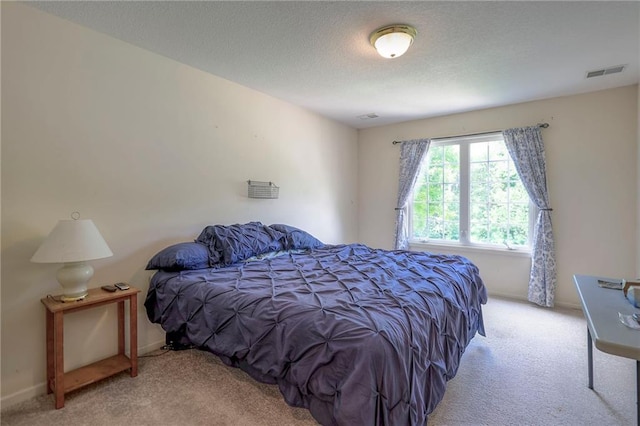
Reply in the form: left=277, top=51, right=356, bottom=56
left=1, top=296, right=637, bottom=425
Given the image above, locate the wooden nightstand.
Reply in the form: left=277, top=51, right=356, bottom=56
left=41, top=285, right=140, bottom=409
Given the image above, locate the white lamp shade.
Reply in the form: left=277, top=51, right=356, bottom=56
left=31, top=219, right=113, bottom=263
left=373, top=32, right=414, bottom=58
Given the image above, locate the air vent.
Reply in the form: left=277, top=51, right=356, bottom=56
left=604, top=65, right=625, bottom=75
left=586, top=64, right=626, bottom=79
left=358, top=113, right=379, bottom=120
left=586, top=70, right=605, bottom=78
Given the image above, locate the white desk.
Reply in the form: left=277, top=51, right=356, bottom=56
left=574, top=274, right=640, bottom=426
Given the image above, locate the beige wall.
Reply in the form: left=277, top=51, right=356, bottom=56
left=1, top=3, right=357, bottom=405
left=358, top=85, right=639, bottom=308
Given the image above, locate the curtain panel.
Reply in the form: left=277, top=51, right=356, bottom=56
left=394, top=139, right=430, bottom=250
left=503, top=126, right=557, bottom=307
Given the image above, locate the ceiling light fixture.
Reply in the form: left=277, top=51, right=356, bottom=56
left=370, top=24, right=417, bottom=59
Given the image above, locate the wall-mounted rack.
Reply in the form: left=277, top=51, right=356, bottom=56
left=247, top=180, right=279, bottom=199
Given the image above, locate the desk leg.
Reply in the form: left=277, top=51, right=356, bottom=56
left=587, top=328, right=593, bottom=390
left=129, top=294, right=138, bottom=377
left=636, top=360, right=640, bottom=426
left=53, top=311, right=64, bottom=409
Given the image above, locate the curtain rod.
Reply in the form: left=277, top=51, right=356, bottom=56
left=392, top=122, right=549, bottom=145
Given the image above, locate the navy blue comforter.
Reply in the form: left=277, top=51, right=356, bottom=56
left=145, top=244, right=486, bottom=425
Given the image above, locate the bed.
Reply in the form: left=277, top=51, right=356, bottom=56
left=144, top=222, right=487, bottom=425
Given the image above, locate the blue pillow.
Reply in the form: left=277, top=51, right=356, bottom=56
left=269, top=224, right=323, bottom=250
left=146, top=242, right=211, bottom=271
left=198, top=222, right=286, bottom=265
left=195, top=226, right=224, bottom=266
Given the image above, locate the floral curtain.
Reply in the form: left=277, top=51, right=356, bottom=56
left=394, top=139, right=430, bottom=250
left=503, top=126, right=557, bottom=307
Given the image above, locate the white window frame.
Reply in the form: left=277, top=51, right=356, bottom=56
left=408, top=132, right=535, bottom=254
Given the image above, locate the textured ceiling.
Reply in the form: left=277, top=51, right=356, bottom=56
left=29, top=1, right=640, bottom=129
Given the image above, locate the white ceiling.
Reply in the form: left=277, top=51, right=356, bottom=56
left=29, top=1, right=640, bottom=129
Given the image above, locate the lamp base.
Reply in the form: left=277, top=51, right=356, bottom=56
left=59, top=292, right=88, bottom=303
left=56, top=262, right=93, bottom=303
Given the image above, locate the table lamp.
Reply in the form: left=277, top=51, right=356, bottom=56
left=31, top=215, right=113, bottom=302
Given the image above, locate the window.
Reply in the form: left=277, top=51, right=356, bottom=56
left=409, top=133, right=533, bottom=250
